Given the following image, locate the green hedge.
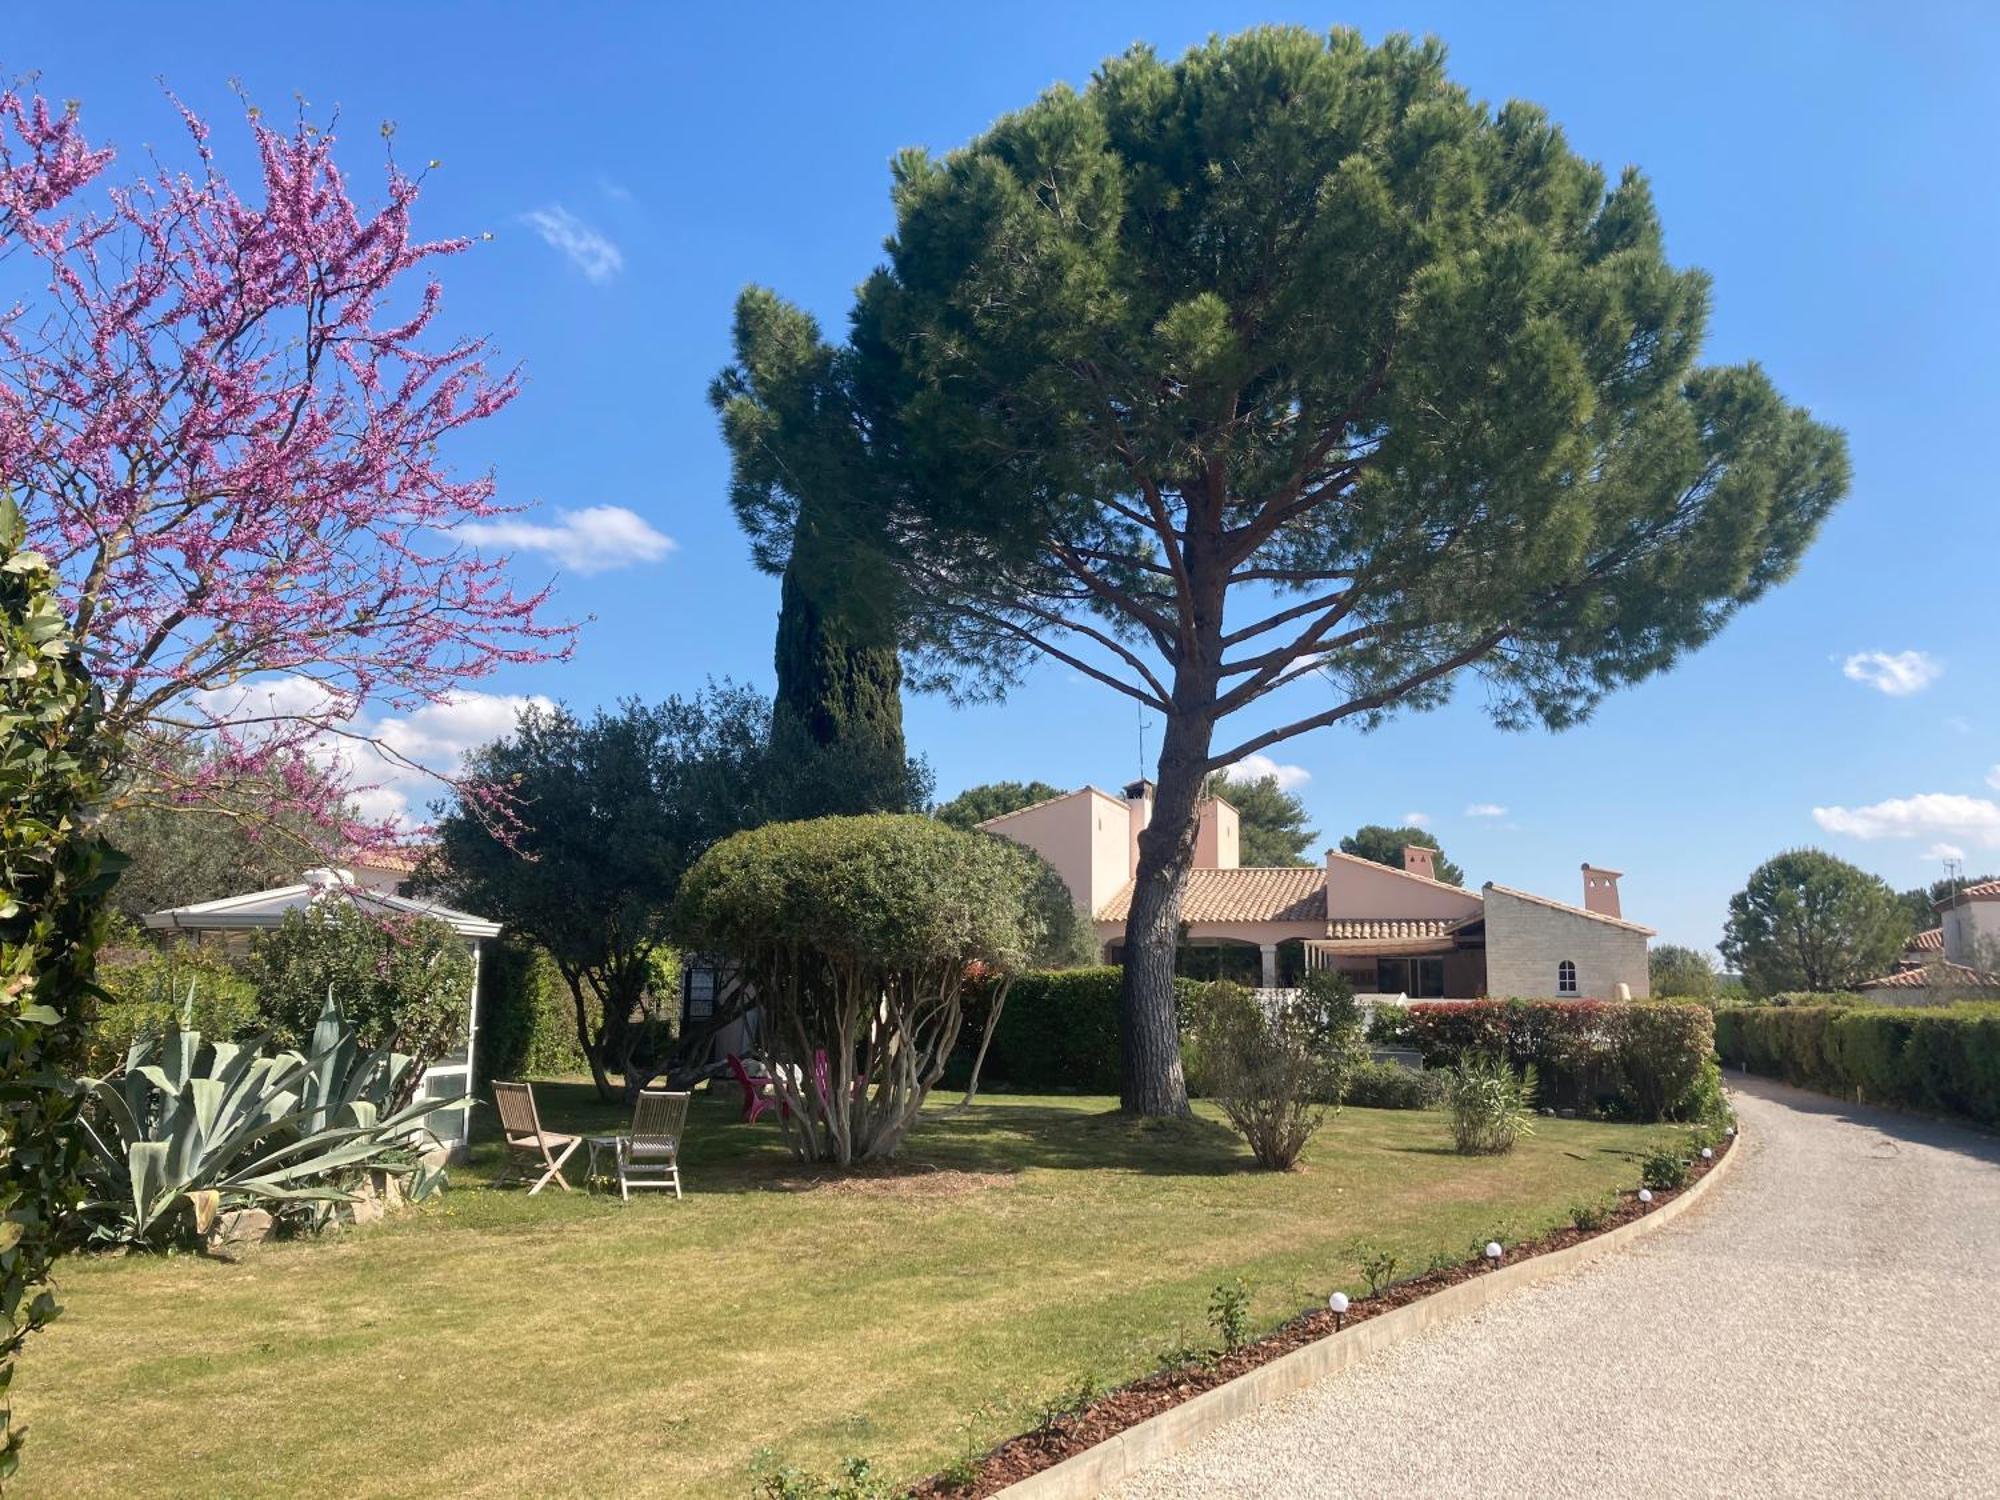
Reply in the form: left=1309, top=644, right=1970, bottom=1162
left=476, top=938, right=589, bottom=1088
left=1715, top=1004, right=2000, bottom=1125
left=959, top=967, right=1201, bottom=1094
left=1391, top=998, right=1719, bottom=1121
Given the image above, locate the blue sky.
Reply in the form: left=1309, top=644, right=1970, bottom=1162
left=13, top=2, right=1998, bottom=952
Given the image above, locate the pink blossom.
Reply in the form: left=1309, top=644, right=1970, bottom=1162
left=0, top=86, right=572, bottom=850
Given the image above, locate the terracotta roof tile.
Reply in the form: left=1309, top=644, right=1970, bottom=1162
left=1326, top=917, right=1461, bottom=940
left=1095, top=867, right=1325, bottom=924
left=1907, top=927, right=1945, bottom=953
left=1956, top=878, right=2000, bottom=900
left=1859, top=960, right=2000, bottom=991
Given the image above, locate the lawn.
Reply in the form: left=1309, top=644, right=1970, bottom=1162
left=17, top=1085, right=1684, bottom=1498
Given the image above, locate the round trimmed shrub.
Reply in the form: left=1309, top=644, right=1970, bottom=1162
left=672, top=814, right=1036, bottom=1163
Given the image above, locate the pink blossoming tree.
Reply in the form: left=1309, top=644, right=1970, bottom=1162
left=0, top=83, right=571, bottom=847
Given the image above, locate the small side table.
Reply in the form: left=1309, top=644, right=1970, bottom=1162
left=583, top=1133, right=627, bottom=1189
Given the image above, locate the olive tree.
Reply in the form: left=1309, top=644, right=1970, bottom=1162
left=716, top=28, right=1849, bottom=1114
left=672, top=815, right=1037, bottom=1163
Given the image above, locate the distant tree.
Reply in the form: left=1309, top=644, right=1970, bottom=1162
left=716, top=29, right=1849, bottom=1114
left=934, top=781, right=1067, bottom=831
left=1895, top=875, right=1994, bottom=938
left=1648, top=943, right=1719, bottom=999
left=1722, top=850, right=1911, bottom=995
left=1207, top=773, right=1317, bottom=867
left=98, top=742, right=328, bottom=921
left=428, top=684, right=927, bottom=1102
left=1339, top=826, right=1466, bottom=888
left=428, top=689, right=766, bottom=1102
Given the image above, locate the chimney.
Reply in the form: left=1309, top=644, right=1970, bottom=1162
left=1582, top=864, right=1623, bottom=919
left=1401, top=844, right=1436, bottom=882
left=1124, top=778, right=1155, bottom=879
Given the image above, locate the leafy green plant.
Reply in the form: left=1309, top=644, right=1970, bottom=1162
left=1157, top=1323, right=1212, bottom=1372
left=1640, top=1147, right=1691, bottom=1191
left=78, top=992, right=452, bottom=1247
left=1349, top=1239, right=1403, bottom=1297
left=936, top=1404, right=993, bottom=1492
left=1034, top=1373, right=1109, bottom=1435
left=1190, top=971, right=1363, bottom=1168
left=1444, top=1055, right=1538, bottom=1154
left=1342, top=1059, right=1446, bottom=1110
left=1569, top=1196, right=1613, bottom=1232
left=1425, top=1245, right=1462, bottom=1277
left=251, top=899, right=472, bottom=1102
left=749, top=1451, right=896, bottom=1500
left=0, top=490, right=124, bottom=1479
left=85, top=935, right=261, bottom=1074
left=1208, top=1277, right=1252, bottom=1352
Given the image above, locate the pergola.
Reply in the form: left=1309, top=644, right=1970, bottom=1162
left=142, top=869, right=501, bottom=1159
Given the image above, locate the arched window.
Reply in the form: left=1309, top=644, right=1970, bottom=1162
left=1557, top=959, right=1578, bottom=995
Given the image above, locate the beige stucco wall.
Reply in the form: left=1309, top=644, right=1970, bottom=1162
left=988, top=788, right=1133, bottom=920
left=1482, top=885, right=1649, bottom=1000
left=1195, top=799, right=1240, bottom=870
left=1325, top=853, right=1483, bottom=922
left=1942, top=899, right=2000, bottom=966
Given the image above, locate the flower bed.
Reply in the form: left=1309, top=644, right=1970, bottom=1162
left=911, top=1131, right=1736, bottom=1498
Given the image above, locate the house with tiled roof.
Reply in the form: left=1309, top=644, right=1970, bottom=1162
left=1860, top=879, right=2000, bottom=1003
left=980, top=780, right=1653, bottom=999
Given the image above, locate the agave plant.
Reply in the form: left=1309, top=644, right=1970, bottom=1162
left=79, top=989, right=452, bottom=1246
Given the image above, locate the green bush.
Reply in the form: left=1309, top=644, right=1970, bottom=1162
left=1191, top=973, right=1362, bottom=1169
left=672, top=814, right=1035, bottom=1162
left=1342, top=1059, right=1445, bottom=1110
left=958, top=967, right=1205, bottom=1095
left=1640, top=1146, right=1690, bottom=1190
left=250, top=900, right=473, bottom=1097
left=474, top=937, right=590, bottom=1087
left=85, top=938, right=262, bottom=1074
left=1401, top=999, right=1715, bottom=1120
left=0, top=492, right=123, bottom=1477
left=1716, top=1003, right=2000, bottom=1124
left=1443, top=1055, right=1536, bottom=1154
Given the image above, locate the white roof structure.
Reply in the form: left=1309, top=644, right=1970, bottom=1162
left=142, top=868, right=501, bottom=940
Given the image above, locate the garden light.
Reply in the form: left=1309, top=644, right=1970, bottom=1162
left=1484, top=1241, right=1503, bottom=1265
left=1638, top=1188, right=1653, bottom=1204
left=1328, top=1290, right=1349, bottom=1329
left=1701, top=1147, right=1714, bottom=1160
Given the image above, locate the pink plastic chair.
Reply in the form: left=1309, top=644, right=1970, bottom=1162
left=726, top=1054, right=788, bottom=1124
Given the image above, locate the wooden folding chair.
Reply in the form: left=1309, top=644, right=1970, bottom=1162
left=618, top=1090, right=690, bottom=1201
left=492, top=1080, right=580, bottom=1194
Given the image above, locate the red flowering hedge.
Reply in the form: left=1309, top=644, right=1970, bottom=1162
left=1391, top=999, right=1715, bottom=1120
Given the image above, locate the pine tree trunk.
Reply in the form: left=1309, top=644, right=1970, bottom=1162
left=1118, top=714, right=1212, bottom=1116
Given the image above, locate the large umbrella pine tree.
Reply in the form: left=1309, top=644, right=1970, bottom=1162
left=716, top=29, right=1849, bottom=1114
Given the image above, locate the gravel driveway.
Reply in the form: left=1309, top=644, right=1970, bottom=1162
left=1109, top=1077, right=2000, bottom=1500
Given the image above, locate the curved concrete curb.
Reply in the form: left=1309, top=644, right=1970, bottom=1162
left=996, top=1130, right=1744, bottom=1499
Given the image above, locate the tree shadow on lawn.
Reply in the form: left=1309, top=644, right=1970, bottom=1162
left=461, top=1078, right=1251, bottom=1196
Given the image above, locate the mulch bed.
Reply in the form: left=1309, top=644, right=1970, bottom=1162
left=910, top=1132, right=1735, bottom=1498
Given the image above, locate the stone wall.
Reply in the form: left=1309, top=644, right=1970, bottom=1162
left=1482, top=885, right=1650, bottom=1000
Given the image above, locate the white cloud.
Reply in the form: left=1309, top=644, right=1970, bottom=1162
left=458, top=505, right=675, bottom=575
left=1464, top=802, right=1508, bottom=818
left=1402, top=811, right=1431, bottom=828
left=1234, top=753, right=1310, bottom=791
left=1841, top=649, right=1942, bottom=697
left=192, top=676, right=555, bottom=829
left=1813, top=793, right=2000, bottom=849
left=1988, top=764, right=2000, bottom=791
left=1921, top=842, right=1968, bottom=864
left=520, top=205, right=624, bottom=282
left=1946, top=716, right=1973, bottom=735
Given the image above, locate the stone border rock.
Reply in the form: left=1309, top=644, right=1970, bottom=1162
left=995, top=1129, right=1745, bottom=1499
